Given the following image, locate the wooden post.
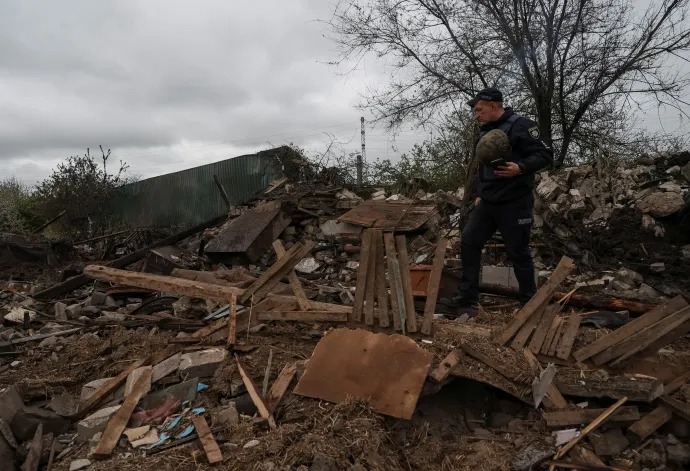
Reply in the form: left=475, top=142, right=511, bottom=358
left=421, top=238, right=447, bottom=335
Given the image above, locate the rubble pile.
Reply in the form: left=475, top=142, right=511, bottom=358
left=0, top=158, right=690, bottom=471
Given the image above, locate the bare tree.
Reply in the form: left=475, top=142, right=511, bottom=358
left=327, top=0, right=690, bottom=163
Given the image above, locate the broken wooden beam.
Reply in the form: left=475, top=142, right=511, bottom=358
left=395, top=235, right=417, bottom=332
left=256, top=311, right=347, bottom=322
left=35, top=214, right=226, bottom=299
left=458, top=343, right=518, bottom=382
left=627, top=406, right=673, bottom=443
left=84, top=265, right=244, bottom=304
left=556, top=313, right=581, bottom=360
left=93, top=368, right=153, bottom=459
left=528, top=304, right=560, bottom=355
left=510, top=300, right=547, bottom=350
left=213, top=174, right=231, bottom=209
left=479, top=283, right=659, bottom=315
left=429, top=349, right=462, bottom=383
left=543, top=407, right=640, bottom=428
left=190, top=415, right=223, bottom=464
left=273, top=240, right=311, bottom=311
left=352, top=229, right=374, bottom=323
left=573, top=295, right=688, bottom=363
left=658, top=396, right=690, bottom=422
left=497, top=256, right=574, bottom=345
left=421, top=238, right=447, bottom=335
left=554, top=378, right=663, bottom=402
left=265, top=362, right=298, bottom=413
left=240, top=241, right=316, bottom=305
left=21, top=423, right=43, bottom=471
left=235, top=355, right=277, bottom=429
left=364, top=230, right=378, bottom=325
left=541, top=317, right=564, bottom=355
left=383, top=232, right=403, bottom=331
left=374, top=231, right=389, bottom=328
left=227, top=294, right=237, bottom=348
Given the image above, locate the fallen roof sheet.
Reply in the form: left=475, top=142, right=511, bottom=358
left=337, top=201, right=438, bottom=232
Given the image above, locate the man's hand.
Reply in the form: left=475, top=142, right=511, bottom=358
left=475, top=197, right=481, bottom=206
left=494, top=162, right=521, bottom=177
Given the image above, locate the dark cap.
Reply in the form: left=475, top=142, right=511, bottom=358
left=467, top=87, right=503, bottom=107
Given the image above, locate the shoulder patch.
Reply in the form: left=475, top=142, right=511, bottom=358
left=528, top=126, right=540, bottom=139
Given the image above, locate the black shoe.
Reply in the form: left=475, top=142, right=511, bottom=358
left=438, top=296, right=479, bottom=318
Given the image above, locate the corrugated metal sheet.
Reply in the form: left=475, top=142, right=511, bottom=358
left=111, top=147, right=291, bottom=227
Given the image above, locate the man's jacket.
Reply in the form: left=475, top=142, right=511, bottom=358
left=475, top=108, right=553, bottom=204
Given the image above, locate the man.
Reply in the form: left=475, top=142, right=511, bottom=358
left=441, top=87, right=553, bottom=316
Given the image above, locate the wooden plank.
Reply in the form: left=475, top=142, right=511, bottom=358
left=573, top=295, right=688, bottom=363
left=627, top=406, right=673, bottom=443
left=265, top=362, right=298, bottom=413
left=546, top=317, right=567, bottom=356
left=383, top=233, right=403, bottom=331
left=235, top=355, right=277, bottom=429
left=238, top=242, right=305, bottom=304
left=570, top=446, right=606, bottom=467
left=658, top=396, right=690, bottom=422
left=555, top=379, right=663, bottom=402
left=250, top=241, right=317, bottom=303
left=510, top=300, right=547, bottom=350
left=374, top=231, right=389, bottom=327
left=421, top=238, right=447, bottom=335
left=602, top=305, right=690, bottom=367
left=629, top=314, right=690, bottom=364
left=553, top=397, right=628, bottom=460
left=429, top=349, right=462, bottom=383
left=556, top=313, right=581, bottom=360
left=93, top=368, right=153, bottom=459
left=522, top=348, right=567, bottom=410
left=256, top=311, right=348, bottom=322
left=273, top=240, right=311, bottom=311
left=458, top=342, right=517, bottom=381
left=352, top=230, right=374, bottom=323
left=190, top=415, right=223, bottom=464
left=528, top=304, right=560, bottom=354
left=265, top=295, right=352, bottom=313
left=213, top=174, right=231, bottom=208
left=395, top=235, right=417, bottom=333
left=497, top=256, right=574, bottom=345
left=84, top=265, right=244, bottom=304
left=543, top=407, right=640, bottom=427
left=664, top=370, right=690, bottom=396
left=540, top=317, right=563, bottom=355
left=227, top=294, right=237, bottom=348
left=364, top=230, right=378, bottom=325
left=21, top=423, right=42, bottom=471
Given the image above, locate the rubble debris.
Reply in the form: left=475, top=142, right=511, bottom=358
left=294, top=328, right=432, bottom=419
left=190, top=415, right=222, bottom=464
left=636, top=191, right=685, bottom=217
left=235, top=356, right=276, bottom=429
left=77, top=405, right=120, bottom=441
left=554, top=378, right=662, bottom=402
left=338, top=200, right=438, bottom=232
left=0, top=386, right=24, bottom=423
left=68, top=459, right=91, bottom=471
left=21, top=422, right=42, bottom=471
left=543, top=407, right=640, bottom=428
left=179, top=349, right=227, bottom=379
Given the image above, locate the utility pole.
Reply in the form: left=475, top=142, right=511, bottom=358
left=356, top=155, right=363, bottom=185
left=360, top=117, right=366, bottom=183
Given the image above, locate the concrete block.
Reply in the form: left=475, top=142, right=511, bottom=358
left=65, top=304, right=82, bottom=318
left=216, top=403, right=239, bottom=427
left=0, top=386, right=24, bottom=424
left=54, top=302, right=68, bottom=321
left=152, top=353, right=181, bottom=383
left=80, top=378, right=125, bottom=405
left=124, top=366, right=152, bottom=397
left=89, top=292, right=107, bottom=306
left=11, top=407, right=70, bottom=441
left=480, top=266, right=538, bottom=289
left=179, top=349, right=227, bottom=379
left=77, top=405, right=120, bottom=441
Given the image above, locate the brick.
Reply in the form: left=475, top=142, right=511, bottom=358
left=0, top=386, right=24, bottom=423
left=124, top=366, right=152, bottom=397
left=77, top=405, right=120, bottom=441
left=152, top=353, right=181, bottom=383
left=179, top=349, right=227, bottom=379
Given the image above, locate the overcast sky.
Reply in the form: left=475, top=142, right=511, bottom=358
left=1, top=0, right=427, bottom=184
left=1, top=1, right=687, bottom=185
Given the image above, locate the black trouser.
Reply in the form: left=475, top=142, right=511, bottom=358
left=459, top=194, right=536, bottom=304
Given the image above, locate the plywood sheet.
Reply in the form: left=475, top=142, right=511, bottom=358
left=293, top=328, right=433, bottom=419
left=337, top=201, right=438, bottom=232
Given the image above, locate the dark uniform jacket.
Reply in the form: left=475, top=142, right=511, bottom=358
left=475, top=108, right=553, bottom=204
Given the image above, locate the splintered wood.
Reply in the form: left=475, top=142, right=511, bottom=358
left=497, top=256, right=574, bottom=346
left=352, top=229, right=374, bottom=323
left=191, top=415, right=222, bottom=464
left=573, top=296, right=689, bottom=367
left=421, top=238, right=448, bottom=335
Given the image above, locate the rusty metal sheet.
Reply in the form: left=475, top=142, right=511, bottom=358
left=293, top=328, right=433, bottom=419
left=337, top=201, right=438, bottom=232
left=205, top=201, right=291, bottom=263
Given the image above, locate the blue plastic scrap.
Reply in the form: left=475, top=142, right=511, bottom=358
left=175, top=425, right=196, bottom=439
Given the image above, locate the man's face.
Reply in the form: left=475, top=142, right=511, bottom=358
left=473, top=100, right=501, bottom=124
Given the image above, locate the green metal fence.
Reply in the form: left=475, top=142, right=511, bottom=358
left=111, top=147, right=291, bottom=228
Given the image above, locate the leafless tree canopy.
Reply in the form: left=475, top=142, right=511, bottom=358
left=327, top=0, right=690, bottom=163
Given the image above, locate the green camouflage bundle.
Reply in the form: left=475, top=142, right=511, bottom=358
left=476, top=129, right=511, bottom=165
